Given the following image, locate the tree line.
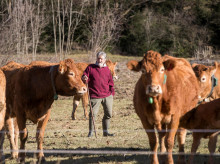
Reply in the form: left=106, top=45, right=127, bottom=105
left=0, top=0, right=219, bottom=59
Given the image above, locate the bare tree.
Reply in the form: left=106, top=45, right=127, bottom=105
left=0, top=0, right=48, bottom=60
left=51, top=0, right=88, bottom=60
left=87, top=0, right=123, bottom=59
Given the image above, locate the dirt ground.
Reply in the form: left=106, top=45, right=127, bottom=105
left=1, top=54, right=220, bottom=164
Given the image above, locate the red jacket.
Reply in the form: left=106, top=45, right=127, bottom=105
left=83, top=64, right=115, bottom=98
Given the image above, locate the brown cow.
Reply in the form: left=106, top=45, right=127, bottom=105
left=127, top=51, right=199, bottom=164
left=192, top=62, right=219, bottom=102
left=0, top=69, right=6, bottom=162
left=30, top=60, right=118, bottom=120
left=1, top=61, right=25, bottom=159
left=1, top=59, right=87, bottom=162
left=180, top=98, right=220, bottom=164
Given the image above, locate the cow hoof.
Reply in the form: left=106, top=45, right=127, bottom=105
left=12, top=152, right=18, bottom=159
left=17, top=158, right=25, bottom=164
left=71, top=116, right=76, bottom=120
left=37, top=156, right=46, bottom=164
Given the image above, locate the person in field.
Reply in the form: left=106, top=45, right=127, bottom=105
left=82, top=51, right=115, bottom=137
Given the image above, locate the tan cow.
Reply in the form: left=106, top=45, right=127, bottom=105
left=1, top=59, right=87, bottom=163
left=180, top=98, right=220, bottom=164
left=0, top=70, right=6, bottom=162
left=30, top=60, right=118, bottom=120
left=127, top=50, right=199, bottom=164
left=192, top=62, right=219, bottom=102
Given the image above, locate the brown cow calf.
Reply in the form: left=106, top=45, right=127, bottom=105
left=1, top=59, right=87, bottom=163
left=0, top=70, right=6, bottom=162
left=192, top=62, right=219, bottom=102
left=180, top=98, right=220, bottom=164
left=127, top=51, right=199, bottom=164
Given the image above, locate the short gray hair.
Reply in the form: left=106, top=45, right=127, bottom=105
left=96, top=51, right=106, bottom=59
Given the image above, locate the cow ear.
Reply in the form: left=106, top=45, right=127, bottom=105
left=127, top=60, right=142, bottom=72
left=191, top=63, right=198, bottom=68
left=209, top=61, right=217, bottom=76
left=58, top=61, right=66, bottom=74
left=114, top=62, right=117, bottom=66
left=163, top=59, right=176, bottom=71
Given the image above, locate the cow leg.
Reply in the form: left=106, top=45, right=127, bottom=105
left=82, top=92, right=89, bottom=119
left=165, top=117, right=179, bottom=164
left=140, top=117, right=159, bottom=164
left=177, top=128, right=187, bottom=164
left=188, top=132, right=202, bottom=164
left=5, top=116, right=18, bottom=158
left=207, top=132, right=218, bottom=164
left=158, top=124, right=167, bottom=163
left=0, top=107, right=6, bottom=163
left=72, top=95, right=81, bottom=120
left=36, top=109, right=51, bottom=162
left=16, top=116, right=28, bottom=163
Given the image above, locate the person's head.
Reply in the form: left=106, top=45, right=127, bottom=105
left=96, top=51, right=106, bottom=67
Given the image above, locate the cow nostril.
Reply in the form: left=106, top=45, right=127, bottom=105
left=83, top=87, right=87, bottom=92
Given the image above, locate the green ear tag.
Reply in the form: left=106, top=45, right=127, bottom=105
left=148, top=97, right=153, bottom=104
left=54, top=94, right=58, bottom=100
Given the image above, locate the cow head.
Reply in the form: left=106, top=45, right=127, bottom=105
left=106, top=59, right=118, bottom=80
left=127, top=50, right=176, bottom=97
left=55, top=59, right=87, bottom=96
left=192, top=62, right=217, bottom=99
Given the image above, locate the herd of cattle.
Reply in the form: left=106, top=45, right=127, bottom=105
left=0, top=50, right=219, bottom=164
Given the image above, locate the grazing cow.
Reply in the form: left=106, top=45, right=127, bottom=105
left=0, top=70, right=6, bottom=162
left=127, top=51, right=199, bottom=164
left=192, top=62, right=219, bottom=102
left=1, top=59, right=87, bottom=162
left=30, top=60, right=118, bottom=120
left=180, top=98, right=220, bottom=164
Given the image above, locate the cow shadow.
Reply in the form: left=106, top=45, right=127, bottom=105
left=4, top=147, right=220, bottom=164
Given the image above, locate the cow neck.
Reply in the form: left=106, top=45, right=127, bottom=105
left=148, top=95, right=162, bottom=130
left=198, top=75, right=218, bottom=104
left=49, top=65, right=58, bottom=100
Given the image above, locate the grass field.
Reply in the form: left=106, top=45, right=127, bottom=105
left=1, top=53, right=220, bottom=164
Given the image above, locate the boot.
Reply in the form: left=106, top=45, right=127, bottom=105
left=102, top=119, right=114, bottom=137
left=88, top=116, right=94, bottom=137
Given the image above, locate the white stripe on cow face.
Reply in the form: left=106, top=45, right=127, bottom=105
left=144, top=66, right=164, bottom=96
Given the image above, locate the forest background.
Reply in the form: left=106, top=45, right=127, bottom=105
left=0, top=0, right=219, bottom=60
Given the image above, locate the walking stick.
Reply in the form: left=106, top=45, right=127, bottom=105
left=86, top=83, right=97, bottom=138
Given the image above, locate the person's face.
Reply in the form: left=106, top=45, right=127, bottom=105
left=97, top=55, right=106, bottom=64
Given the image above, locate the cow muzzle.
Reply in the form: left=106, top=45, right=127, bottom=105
left=146, top=85, right=162, bottom=96
left=77, top=86, right=87, bottom=94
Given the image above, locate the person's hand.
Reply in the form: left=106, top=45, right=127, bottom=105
left=82, top=75, right=88, bottom=83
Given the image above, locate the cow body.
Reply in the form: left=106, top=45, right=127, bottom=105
left=127, top=51, right=199, bottom=164
left=1, top=59, right=87, bottom=162
left=192, top=62, right=220, bottom=102
left=180, top=98, right=220, bottom=164
left=0, top=69, right=6, bottom=162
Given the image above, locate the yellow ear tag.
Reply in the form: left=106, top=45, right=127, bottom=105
left=148, top=97, right=153, bottom=104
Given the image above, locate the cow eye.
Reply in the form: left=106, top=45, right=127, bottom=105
left=69, top=72, right=75, bottom=77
